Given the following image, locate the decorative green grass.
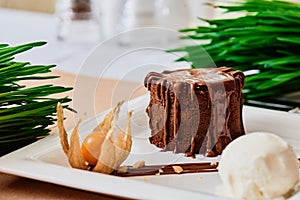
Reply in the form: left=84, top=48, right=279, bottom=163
left=0, top=42, right=72, bottom=155
left=168, top=0, right=300, bottom=100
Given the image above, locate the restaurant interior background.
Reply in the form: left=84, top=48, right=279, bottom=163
left=1, top=0, right=299, bottom=99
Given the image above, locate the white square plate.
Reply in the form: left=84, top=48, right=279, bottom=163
left=1, top=94, right=300, bottom=200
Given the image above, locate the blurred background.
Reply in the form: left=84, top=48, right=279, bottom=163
left=1, top=0, right=300, bottom=42
left=0, top=0, right=216, bottom=41
left=0, top=0, right=55, bottom=13
left=0, top=0, right=216, bottom=79
left=1, top=0, right=300, bottom=109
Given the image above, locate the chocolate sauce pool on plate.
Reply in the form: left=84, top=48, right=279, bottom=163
left=113, top=162, right=218, bottom=177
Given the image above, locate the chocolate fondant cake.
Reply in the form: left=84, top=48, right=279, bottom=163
left=144, top=67, right=245, bottom=157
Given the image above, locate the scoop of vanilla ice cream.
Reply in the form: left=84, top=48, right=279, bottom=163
left=218, top=132, right=299, bottom=200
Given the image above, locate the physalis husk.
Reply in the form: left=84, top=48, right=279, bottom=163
left=56, top=101, right=132, bottom=174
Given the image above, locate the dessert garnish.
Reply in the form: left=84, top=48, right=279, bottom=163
left=132, top=160, right=146, bottom=169
left=172, top=166, right=183, bottom=174
left=56, top=101, right=132, bottom=174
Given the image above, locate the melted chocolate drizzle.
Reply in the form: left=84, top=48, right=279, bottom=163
left=113, top=162, right=218, bottom=177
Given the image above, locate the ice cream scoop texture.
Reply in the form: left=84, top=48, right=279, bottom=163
left=218, top=132, right=299, bottom=200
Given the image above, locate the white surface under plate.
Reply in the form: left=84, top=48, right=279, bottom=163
left=1, top=94, right=300, bottom=200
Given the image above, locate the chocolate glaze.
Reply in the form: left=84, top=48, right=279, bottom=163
left=113, top=162, right=218, bottom=177
left=144, top=67, right=245, bottom=157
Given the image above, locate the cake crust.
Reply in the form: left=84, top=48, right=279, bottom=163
left=144, top=67, right=245, bottom=157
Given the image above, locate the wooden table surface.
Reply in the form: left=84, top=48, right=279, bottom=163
left=0, top=70, right=146, bottom=200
